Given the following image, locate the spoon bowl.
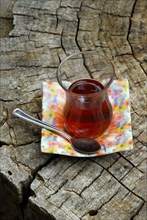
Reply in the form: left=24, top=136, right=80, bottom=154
left=13, top=108, right=101, bottom=154
left=71, top=137, right=101, bottom=154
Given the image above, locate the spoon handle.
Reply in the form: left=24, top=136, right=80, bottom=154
left=13, top=108, right=71, bottom=141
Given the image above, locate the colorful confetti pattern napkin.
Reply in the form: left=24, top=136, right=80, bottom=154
left=41, top=79, right=133, bottom=157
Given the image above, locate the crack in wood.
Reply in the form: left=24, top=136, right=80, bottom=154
left=82, top=4, right=101, bottom=11
left=79, top=168, right=104, bottom=196
left=61, top=159, right=79, bottom=174
left=81, top=171, right=113, bottom=200
left=126, top=0, right=146, bottom=74
left=90, top=154, right=121, bottom=172
left=0, top=141, right=8, bottom=147
left=55, top=0, right=61, bottom=30
left=0, top=98, right=15, bottom=102
left=118, top=152, right=147, bottom=175
left=60, top=5, right=81, bottom=10
left=81, top=189, right=119, bottom=219
left=58, top=195, right=71, bottom=209
left=119, top=165, right=135, bottom=181
left=61, top=30, right=67, bottom=56
left=134, top=138, right=146, bottom=148
left=16, top=140, right=39, bottom=148
left=135, top=157, right=147, bottom=173
left=0, top=0, right=146, bottom=219
left=102, top=12, right=130, bottom=18
left=130, top=201, right=146, bottom=220
left=131, top=106, right=142, bottom=117
left=134, top=130, right=145, bottom=141
left=106, top=168, right=145, bottom=202
left=118, top=153, right=137, bottom=168
left=46, top=179, right=69, bottom=200
left=61, top=187, right=83, bottom=199
left=20, top=156, right=56, bottom=218
left=70, top=162, right=88, bottom=181
left=113, top=53, right=132, bottom=57
left=5, top=121, right=17, bottom=145
left=75, top=2, right=83, bottom=52
left=13, top=13, right=37, bottom=19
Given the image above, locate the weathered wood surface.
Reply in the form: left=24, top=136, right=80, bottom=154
left=0, top=0, right=146, bottom=219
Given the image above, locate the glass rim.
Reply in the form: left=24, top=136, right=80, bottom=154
left=56, top=51, right=115, bottom=97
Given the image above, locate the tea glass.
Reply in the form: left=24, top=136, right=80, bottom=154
left=57, top=51, right=115, bottom=138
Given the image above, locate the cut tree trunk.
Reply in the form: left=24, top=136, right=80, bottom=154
left=0, top=0, right=146, bottom=220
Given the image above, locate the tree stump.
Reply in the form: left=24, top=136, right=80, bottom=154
left=0, top=0, right=146, bottom=219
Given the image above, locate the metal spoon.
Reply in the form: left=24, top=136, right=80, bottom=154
left=13, top=108, right=101, bottom=154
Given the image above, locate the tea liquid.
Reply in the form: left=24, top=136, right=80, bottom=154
left=64, top=79, right=112, bottom=138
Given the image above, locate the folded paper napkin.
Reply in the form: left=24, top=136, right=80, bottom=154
left=41, top=79, right=133, bottom=157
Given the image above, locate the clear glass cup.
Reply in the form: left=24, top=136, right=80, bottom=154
left=57, top=51, right=115, bottom=138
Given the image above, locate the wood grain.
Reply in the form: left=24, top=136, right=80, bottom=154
left=0, top=0, right=146, bottom=219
